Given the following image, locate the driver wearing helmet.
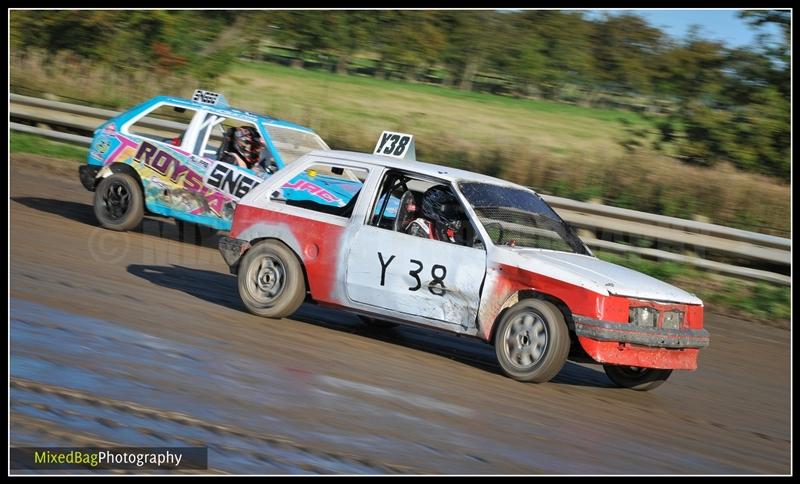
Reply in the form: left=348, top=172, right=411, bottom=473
left=405, top=185, right=466, bottom=244
left=222, top=126, right=269, bottom=174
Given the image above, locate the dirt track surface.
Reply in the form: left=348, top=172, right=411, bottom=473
left=9, top=155, right=791, bottom=474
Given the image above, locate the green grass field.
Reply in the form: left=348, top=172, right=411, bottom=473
left=229, top=62, right=648, bottom=123
left=217, top=61, right=651, bottom=160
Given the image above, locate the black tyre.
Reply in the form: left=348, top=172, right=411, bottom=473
left=494, top=299, right=570, bottom=383
left=93, top=173, right=144, bottom=231
left=238, top=240, right=306, bottom=318
left=603, top=365, right=672, bottom=391
left=358, top=315, right=398, bottom=329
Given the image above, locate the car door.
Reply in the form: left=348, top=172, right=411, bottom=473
left=344, top=176, right=487, bottom=330
left=190, top=113, right=274, bottom=227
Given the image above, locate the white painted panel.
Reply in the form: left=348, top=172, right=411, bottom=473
left=345, top=225, right=486, bottom=328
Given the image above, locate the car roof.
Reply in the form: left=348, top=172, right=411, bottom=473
left=151, top=95, right=316, bottom=133
left=306, top=149, right=534, bottom=192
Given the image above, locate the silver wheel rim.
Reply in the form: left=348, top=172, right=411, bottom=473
left=502, top=311, right=548, bottom=369
left=102, top=180, right=131, bottom=220
left=245, top=254, right=286, bottom=306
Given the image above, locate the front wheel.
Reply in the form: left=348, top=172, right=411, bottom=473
left=494, top=299, right=570, bottom=383
left=238, top=240, right=306, bottom=319
left=603, top=364, right=672, bottom=391
left=93, top=173, right=144, bottom=231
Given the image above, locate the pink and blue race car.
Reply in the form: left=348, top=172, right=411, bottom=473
left=79, top=90, right=345, bottom=232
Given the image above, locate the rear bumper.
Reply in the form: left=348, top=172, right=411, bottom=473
left=79, top=164, right=101, bottom=191
left=573, top=315, right=709, bottom=370
left=219, top=236, right=250, bottom=273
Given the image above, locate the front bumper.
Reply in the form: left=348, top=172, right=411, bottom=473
left=219, top=236, right=250, bottom=273
left=573, top=315, right=710, bottom=349
left=79, top=164, right=101, bottom=191
left=573, top=315, right=710, bottom=370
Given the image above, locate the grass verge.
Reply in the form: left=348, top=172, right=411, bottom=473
left=10, top=131, right=88, bottom=161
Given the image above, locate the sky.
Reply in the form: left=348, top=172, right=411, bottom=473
left=581, top=9, right=785, bottom=48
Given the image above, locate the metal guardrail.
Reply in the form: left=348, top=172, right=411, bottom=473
left=10, top=94, right=187, bottom=132
left=10, top=94, right=791, bottom=285
left=10, top=122, right=93, bottom=145
left=542, top=195, right=789, bottom=250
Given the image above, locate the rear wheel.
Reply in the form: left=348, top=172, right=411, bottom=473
left=93, top=173, right=144, bottom=231
left=603, top=364, right=672, bottom=391
left=494, top=299, right=570, bottom=383
left=238, top=240, right=306, bottom=318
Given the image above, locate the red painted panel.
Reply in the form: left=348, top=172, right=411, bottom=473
left=599, top=295, right=630, bottom=323
left=479, top=263, right=613, bottom=341
left=481, top=264, right=704, bottom=349
left=232, top=205, right=344, bottom=304
left=578, top=336, right=699, bottom=370
left=686, top=304, right=704, bottom=329
left=499, top=264, right=605, bottom=317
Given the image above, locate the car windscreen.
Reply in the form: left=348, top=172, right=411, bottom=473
left=262, top=125, right=329, bottom=165
left=458, top=182, right=589, bottom=254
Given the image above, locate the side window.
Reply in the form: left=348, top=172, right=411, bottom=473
left=370, top=170, right=480, bottom=247
left=270, top=163, right=368, bottom=219
left=193, top=114, right=227, bottom=158
left=126, top=104, right=197, bottom=147
left=200, top=120, right=270, bottom=168
left=202, top=120, right=258, bottom=160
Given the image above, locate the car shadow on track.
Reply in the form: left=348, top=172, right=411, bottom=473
left=293, top=307, right=613, bottom=389
left=11, top=196, right=221, bottom=249
left=127, top=263, right=246, bottom=312
left=126, top=262, right=614, bottom=389
left=11, top=196, right=97, bottom=226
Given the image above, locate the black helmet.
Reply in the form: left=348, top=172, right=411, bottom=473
left=232, top=126, right=263, bottom=167
left=421, top=185, right=465, bottom=242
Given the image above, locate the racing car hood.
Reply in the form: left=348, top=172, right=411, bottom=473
left=498, top=248, right=703, bottom=305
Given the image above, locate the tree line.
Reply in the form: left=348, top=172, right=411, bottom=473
left=10, top=10, right=790, bottom=180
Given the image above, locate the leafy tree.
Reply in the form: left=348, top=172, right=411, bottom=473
left=590, top=13, right=666, bottom=94
left=9, top=9, right=790, bottom=180
left=267, top=11, right=331, bottom=68
left=372, top=11, right=445, bottom=81
left=324, top=11, right=377, bottom=74
left=436, top=11, right=500, bottom=89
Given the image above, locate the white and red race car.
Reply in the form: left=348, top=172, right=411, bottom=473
left=219, top=133, right=709, bottom=390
